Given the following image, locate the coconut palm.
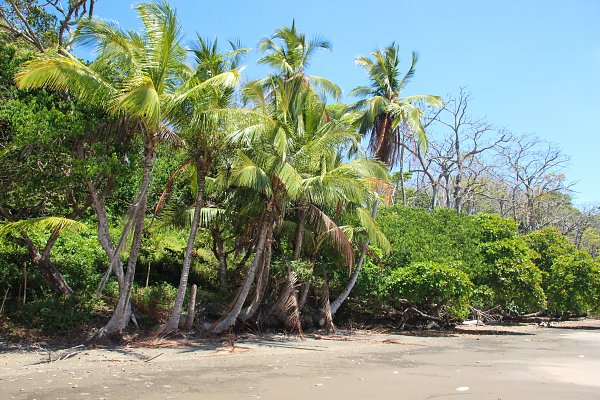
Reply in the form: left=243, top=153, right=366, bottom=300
left=349, top=43, right=443, bottom=166
left=257, top=21, right=341, bottom=100
left=160, top=37, right=247, bottom=334
left=15, top=1, right=241, bottom=339
left=329, top=44, right=442, bottom=317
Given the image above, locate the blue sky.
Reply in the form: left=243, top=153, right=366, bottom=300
left=80, top=0, right=600, bottom=204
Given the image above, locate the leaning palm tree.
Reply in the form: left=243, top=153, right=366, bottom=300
left=349, top=43, right=442, bottom=166
left=16, top=1, right=241, bottom=339
left=160, top=37, right=247, bottom=335
left=330, top=44, right=442, bottom=317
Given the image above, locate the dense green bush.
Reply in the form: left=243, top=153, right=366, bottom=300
left=385, top=261, right=473, bottom=319
left=544, top=252, right=600, bottom=315
left=377, top=206, right=483, bottom=270
left=475, top=213, right=518, bottom=242
left=475, top=238, right=546, bottom=313
left=131, top=282, right=178, bottom=324
left=18, top=293, right=105, bottom=334
left=524, top=228, right=600, bottom=315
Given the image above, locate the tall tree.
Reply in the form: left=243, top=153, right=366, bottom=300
left=333, top=44, right=441, bottom=315
left=160, top=37, right=246, bottom=334
left=349, top=43, right=442, bottom=166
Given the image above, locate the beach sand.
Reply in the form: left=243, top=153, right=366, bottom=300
left=1, top=319, right=599, bottom=399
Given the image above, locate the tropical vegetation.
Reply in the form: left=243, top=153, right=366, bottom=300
left=1, top=1, right=598, bottom=342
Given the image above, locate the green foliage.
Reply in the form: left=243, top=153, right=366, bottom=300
left=131, top=282, right=178, bottom=324
left=524, top=228, right=600, bottom=315
left=475, top=213, right=518, bottom=242
left=385, top=262, right=473, bottom=319
left=18, top=293, right=104, bottom=334
left=377, top=206, right=483, bottom=269
left=543, top=252, right=600, bottom=315
left=475, top=238, right=546, bottom=313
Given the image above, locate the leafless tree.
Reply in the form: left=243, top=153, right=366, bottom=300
left=497, top=134, right=571, bottom=232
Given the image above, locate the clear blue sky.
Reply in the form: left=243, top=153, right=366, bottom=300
left=80, top=0, right=600, bottom=205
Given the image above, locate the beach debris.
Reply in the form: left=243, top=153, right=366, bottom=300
left=462, top=319, right=484, bottom=326
left=456, top=386, right=470, bottom=391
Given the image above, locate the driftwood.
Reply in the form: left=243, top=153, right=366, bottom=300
left=469, top=306, right=587, bottom=324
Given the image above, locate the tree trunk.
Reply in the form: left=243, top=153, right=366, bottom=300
left=292, top=203, right=307, bottom=260
left=209, top=202, right=274, bottom=334
left=94, top=139, right=155, bottom=340
left=182, top=284, right=197, bottom=331
left=395, top=145, right=406, bottom=205
left=319, top=280, right=335, bottom=334
left=330, top=201, right=378, bottom=316
left=297, top=282, right=311, bottom=311
left=430, top=184, right=438, bottom=210
left=211, top=228, right=228, bottom=294
left=239, top=229, right=272, bottom=322
left=16, top=233, right=73, bottom=296
left=162, top=157, right=206, bottom=334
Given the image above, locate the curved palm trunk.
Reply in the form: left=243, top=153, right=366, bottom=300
left=268, top=203, right=307, bottom=327
left=210, top=228, right=228, bottom=294
left=292, top=203, right=307, bottom=260
left=209, top=201, right=274, bottom=334
left=182, top=284, right=197, bottom=331
left=319, top=280, right=335, bottom=334
left=162, top=158, right=206, bottom=334
left=95, top=140, right=155, bottom=340
left=330, top=201, right=378, bottom=316
left=297, top=282, right=311, bottom=311
left=239, top=219, right=273, bottom=322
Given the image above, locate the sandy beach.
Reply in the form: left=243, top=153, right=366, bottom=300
left=1, top=320, right=599, bottom=400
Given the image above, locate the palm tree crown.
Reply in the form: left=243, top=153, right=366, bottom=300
left=349, top=42, right=443, bottom=166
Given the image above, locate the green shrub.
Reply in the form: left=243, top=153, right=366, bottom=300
left=385, top=262, right=473, bottom=320
left=524, top=228, right=600, bottom=315
left=377, top=206, right=483, bottom=270
left=131, top=282, right=177, bottom=324
left=475, top=213, right=518, bottom=242
left=475, top=238, right=546, bottom=313
left=544, top=252, right=600, bottom=315
left=18, top=294, right=104, bottom=334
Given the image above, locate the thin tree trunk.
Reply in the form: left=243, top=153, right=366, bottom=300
left=330, top=201, right=378, bottom=316
left=395, top=145, right=406, bottom=205
left=163, top=157, right=206, bottom=334
left=22, top=262, right=27, bottom=304
left=16, top=234, right=73, bottom=296
left=319, top=280, right=335, bottom=334
left=292, top=203, right=307, bottom=260
left=95, top=139, right=155, bottom=340
left=239, top=233, right=272, bottom=322
left=182, top=284, right=197, bottom=331
left=297, top=282, right=311, bottom=311
left=285, top=272, right=304, bottom=338
left=210, top=228, right=228, bottom=294
left=209, top=202, right=274, bottom=334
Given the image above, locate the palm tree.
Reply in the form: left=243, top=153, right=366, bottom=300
left=207, top=77, right=306, bottom=333
left=16, top=1, right=241, bottom=339
left=349, top=43, right=442, bottom=166
left=160, top=37, right=247, bottom=334
left=329, top=44, right=442, bottom=316
left=0, top=217, right=88, bottom=296
left=257, top=21, right=341, bottom=100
